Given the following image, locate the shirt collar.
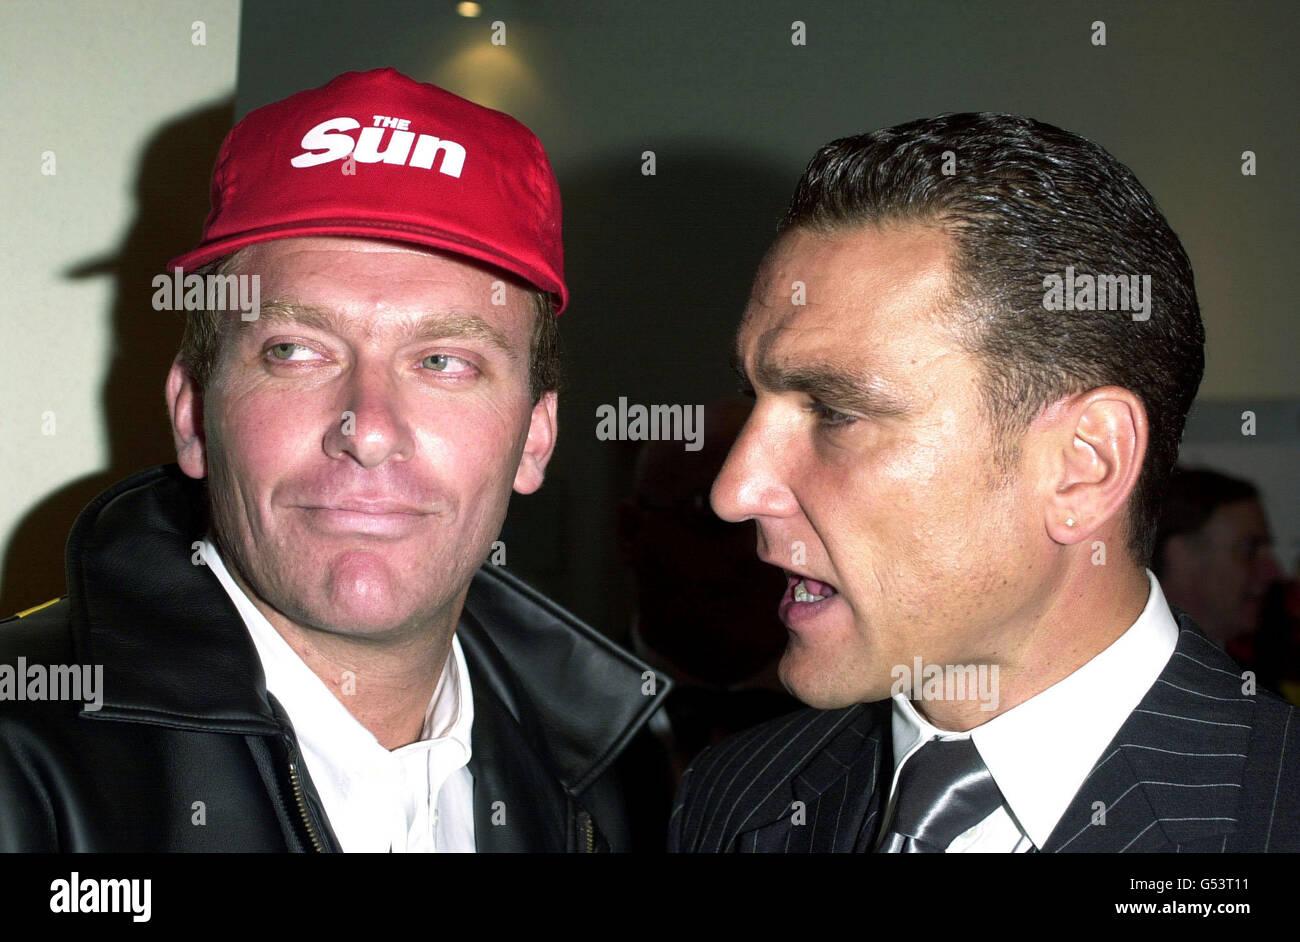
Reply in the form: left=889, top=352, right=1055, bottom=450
left=890, top=570, right=1179, bottom=849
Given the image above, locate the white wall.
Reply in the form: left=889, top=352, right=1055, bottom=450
left=0, top=1, right=241, bottom=613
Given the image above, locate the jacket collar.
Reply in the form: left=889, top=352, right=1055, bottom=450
left=68, top=464, right=668, bottom=791
left=69, top=465, right=282, bottom=734
left=1042, top=614, right=1254, bottom=852
left=457, top=563, right=670, bottom=796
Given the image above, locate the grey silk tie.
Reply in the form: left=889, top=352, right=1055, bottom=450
left=876, top=737, right=1006, bottom=853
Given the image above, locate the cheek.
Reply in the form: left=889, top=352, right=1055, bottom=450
left=834, top=427, right=959, bottom=544
left=419, top=401, right=531, bottom=495
left=440, top=424, right=515, bottom=492
left=210, top=390, right=318, bottom=486
left=817, top=422, right=1010, bottom=594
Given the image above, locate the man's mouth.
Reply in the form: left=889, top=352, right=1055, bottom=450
left=300, top=502, right=431, bottom=538
left=786, top=572, right=839, bottom=603
left=778, top=571, right=841, bottom=628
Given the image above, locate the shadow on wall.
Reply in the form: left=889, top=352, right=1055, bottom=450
left=499, top=147, right=793, bottom=635
left=0, top=98, right=234, bottom=615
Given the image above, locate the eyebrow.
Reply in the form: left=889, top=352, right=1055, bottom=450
left=731, top=344, right=910, bottom=417
left=239, top=300, right=517, bottom=358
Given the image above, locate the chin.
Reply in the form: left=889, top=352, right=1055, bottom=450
left=326, top=601, right=415, bottom=634
left=778, top=650, right=883, bottom=710
left=285, top=591, right=411, bottom=637
left=297, top=569, right=442, bottom=637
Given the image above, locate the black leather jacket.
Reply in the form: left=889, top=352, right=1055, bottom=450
left=0, top=465, right=669, bottom=851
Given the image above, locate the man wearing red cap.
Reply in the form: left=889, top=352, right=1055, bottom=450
left=0, top=69, right=667, bottom=852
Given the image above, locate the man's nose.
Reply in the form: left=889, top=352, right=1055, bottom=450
left=710, top=410, right=799, bottom=523
left=322, top=362, right=415, bottom=468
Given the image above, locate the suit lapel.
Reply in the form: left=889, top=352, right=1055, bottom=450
left=734, top=702, right=890, bottom=852
left=1043, top=618, right=1254, bottom=853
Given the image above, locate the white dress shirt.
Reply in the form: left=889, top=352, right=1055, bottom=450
left=201, top=536, right=476, bottom=852
left=882, top=570, right=1180, bottom=851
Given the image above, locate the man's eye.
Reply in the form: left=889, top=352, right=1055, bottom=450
left=267, top=342, right=314, bottom=361
left=810, top=400, right=856, bottom=427
left=421, top=353, right=473, bottom=374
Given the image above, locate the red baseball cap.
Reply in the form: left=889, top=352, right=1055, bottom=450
left=168, top=68, right=568, bottom=312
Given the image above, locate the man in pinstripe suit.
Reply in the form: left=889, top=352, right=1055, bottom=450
left=668, top=114, right=1299, bottom=853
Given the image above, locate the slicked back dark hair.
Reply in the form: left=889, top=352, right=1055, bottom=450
left=779, top=112, right=1205, bottom=565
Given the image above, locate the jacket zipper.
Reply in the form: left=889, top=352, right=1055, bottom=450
left=288, top=759, right=326, bottom=853
left=578, top=808, right=595, bottom=853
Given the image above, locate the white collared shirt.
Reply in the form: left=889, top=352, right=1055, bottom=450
left=883, top=570, right=1179, bottom=852
left=201, top=536, right=476, bottom=853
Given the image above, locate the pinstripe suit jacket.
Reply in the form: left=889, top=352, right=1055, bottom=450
left=668, top=614, right=1300, bottom=852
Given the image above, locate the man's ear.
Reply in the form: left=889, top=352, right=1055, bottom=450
left=513, top=390, right=558, bottom=495
left=166, top=358, right=208, bottom=479
left=1031, top=386, right=1147, bottom=545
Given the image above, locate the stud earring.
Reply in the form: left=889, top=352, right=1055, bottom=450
left=1065, top=517, right=1077, bottom=528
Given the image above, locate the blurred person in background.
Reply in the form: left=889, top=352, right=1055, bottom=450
left=1153, top=467, right=1283, bottom=662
